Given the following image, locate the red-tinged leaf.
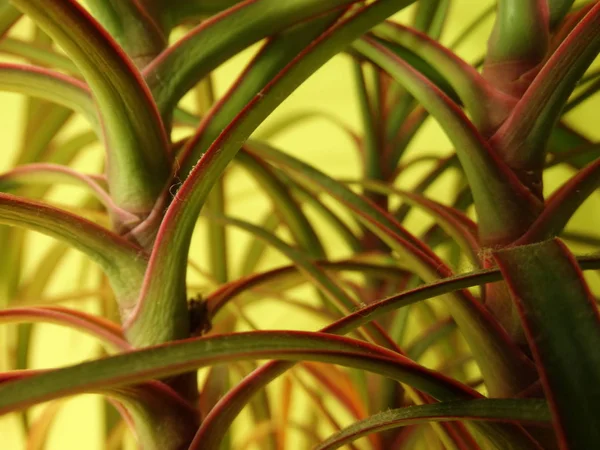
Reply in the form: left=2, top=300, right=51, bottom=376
left=0, top=306, right=129, bottom=351
left=205, top=259, right=406, bottom=321
left=282, top=173, right=364, bottom=253
left=250, top=142, right=537, bottom=397
left=494, top=239, right=600, bottom=450
left=177, top=10, right=345, bottom=177
left=547, top=123, right=596, bottom=168
left=482, top=0, right=549, bottom=96
left=11, top=0, right=171, bottom=214
left=25, top=400, right=63, bottom=450
left=143, top=0, right=364, bottom=117
left=0, top=63, right=97, bottom=127
left=0, top=193, right=148, bottom=311
left=0, top=369, right=199, bottom=450
left=196, top=214, right=399, bottom=350
left=85, top=0, right=166, bottom=67
left=235, top=151, right=325, bottom=259
left=352, top=36, right=542, bottom=245
left=129, top=0, right=419, bottom=348
left=292, top=374, right=363, bottom=450
left=193, top=261, right=585, bottom=450
left=0, top=37, right=79, bottom=74
left=490, top=3, right=600, bottom=176
left=199, top=254, right=598, bottom=448
left=0, top=163, right=138, bottom=226
left=549, top=0, right=577, bottom=27
left=518, top=158, right=600, bottom=243
left=0, top=331, right=485, bottom=413
left=302, top=362, right=369, bottom=424
left=372, top=21, right=515, bottom=133
left=315, top=399, right=551, bottom=450
left=349, top=179, right=480, bottom=264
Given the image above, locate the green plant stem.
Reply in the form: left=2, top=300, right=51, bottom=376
left=483, top=0, right=549, bottom=95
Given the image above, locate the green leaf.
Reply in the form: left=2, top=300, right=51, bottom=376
left=547, top=123, right=596, bottom=168
left=194, top=255, right=600, bottom=449
left=206, top=258, right=406, bottom=319
left=491, top=3, right=600, bottom=174
left=238, top=210, right=280, bottom=275
left=353, top=36, right=542, bottom=245
left=0, top=193, right=147, bottom=311
left=519, top=158, right=600, bottom=243
left=11, top=0, right=171, bottom=214
left=0, top=163, right=138, bottom=225
left=371, top=22, right=515, bottom=133
left=144, top=0, right=362, bottom=117
left=548, top=0, right=576, bottom=27
left=0, top=306, right=129, bottom=351
left=411, top=0, right=449, bottom=38
left=199, top=213, right=396, bottom=348
left=129, top=0, right=420, bottom=348
left=316, top=399, right=551, bottom=450
left=177, top=10, right=343, bottom=177
left=0, top=37, right=79, bottom=74
left=85, top=0, right=166, bottom=67
left=0, top=370, right=199, bottom=450
left=495, top=239, right=600, bottom=450
left=250, top=141, right=538, bottom=397
left=0, top=63, right=98, bottom=128
left=0, top=331, right=485, bottom=415
left=0, top=1, right=21, bottom=37
left=236, top=151, right=325, bottom=259
left=348, top=179, right=480, bottom=264
left=483, top=0, right=549, bottom=94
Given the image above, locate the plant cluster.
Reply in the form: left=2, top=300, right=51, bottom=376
left=0, top=0, right=599, bottom=449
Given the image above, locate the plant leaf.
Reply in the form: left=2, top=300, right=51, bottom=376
left=371, top=22, right=515, bottom=133
left=0, top=163, right=139, bottom=225
left=235, top=151, right=325, bottom=259
left=0, top=306, right=129, bottom=351
left=0, top=193, right=147, bottom=311
left=548, top=0, right=577, bottom=27
left=85, top=0, right=166, bottom=67
left=0, top=1, right=21, bottom=37
left=0, top=63, right=98, bottom=127
left=128, top=0, right=420, bottom=348
left=193, top=254, right=600, bottom=449
left=348, top=179, right=480, bottom=264
left=206, top=258, right=406, bottom=319
left=494, top=239, right=600, bottom=450
left=177, top=9, right=344, bottom=177
left=353, top=36, right=542, bottom=245
left=491, top=3, right=600, bottom=174
left=143, top=0, right=364, bottom=117
left=0, top=37, right=79, bottom=74
left=0, top=331, right=486, bottom=415
left=519, top=158, right=600, bottom=243
left=10, top=0, right=171, bottom=213
left=250, top=141, right=538, bottom=397
left=199, top=213, right=399, bottom=349
left=0, top=370, right=199, bottom=450
left=316, top=399, right=550, bottom=450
